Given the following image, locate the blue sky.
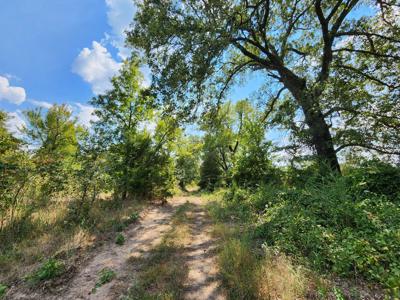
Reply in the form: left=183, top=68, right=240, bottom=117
left=0, top=0, right=135, bottom=132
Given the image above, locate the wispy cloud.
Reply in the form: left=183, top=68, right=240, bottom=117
left=75, top=103, right=98, bottom=128
left=29, top=99, right=53, bottom=109
left=105, top=0, right=136, bottom=59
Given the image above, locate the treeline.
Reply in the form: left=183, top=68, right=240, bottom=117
left=0, top=60, right=199, bottom=239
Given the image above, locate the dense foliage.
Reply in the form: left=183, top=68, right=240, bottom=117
left=221, top=164, right=400, bottom=291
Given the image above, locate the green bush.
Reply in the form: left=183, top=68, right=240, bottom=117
left=128, top=212, right=140, bottom=223
left=346, top=160, right=400, bottom=201
left=115, top=233, right=125, bottom=245
left=253, top=176, right=400, bottom=289
left=27, top=258, right=65, bottom=283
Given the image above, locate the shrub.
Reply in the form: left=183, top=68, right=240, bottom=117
left=115, top=233, right=125, bottom=245
left=127, top=212, right=139, bottom=223
left=27, top=258, right=65, bottom=283
left=254, top=176, right=400, bottom=289
left=346, top=160, right=400, bottom=201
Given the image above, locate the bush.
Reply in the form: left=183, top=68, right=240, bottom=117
left=253, top=176, right=400, bottom=289
left=27, top=258, right=65, bottom=283
left=127, top=212, right=139, bottom=223
left=115, top=233, right=125, bottom=245
left=346, top=160, right=400, bottom=201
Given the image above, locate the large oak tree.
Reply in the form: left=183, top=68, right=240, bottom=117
left=128, top=0, right=400, bottom=172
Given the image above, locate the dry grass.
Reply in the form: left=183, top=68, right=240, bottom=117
left=208, top=197, right=313, bottom=300
left=256, top=253, right=308, bottom=300
left=0, top=196, right=144, bottom=284
left=217, top=236, right=310, bottom=300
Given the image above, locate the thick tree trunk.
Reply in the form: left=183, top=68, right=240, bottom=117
left=279, top=72, right=341, bottom=173
left=301, top=102, right=341, bottom=174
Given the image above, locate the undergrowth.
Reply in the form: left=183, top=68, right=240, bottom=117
left=208, top=164, right=400, bottom=299
left=0, top=284, right=7, bottom=299
left=92, top=267, right=116, bottom=293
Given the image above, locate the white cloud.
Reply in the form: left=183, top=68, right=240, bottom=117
left=72, top=41, right=121, bottom=94
left=0, top=76, right=26, bottom=105
left=105, top=0, right=136, bottom=59
left=29, top=99, right=53, bottom=109
left=6, top=111, right=26, bottom=136
left=75, top=103, right=98, bottom=128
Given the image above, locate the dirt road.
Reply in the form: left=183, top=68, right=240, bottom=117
left=8, top=195, right=225, bottom=300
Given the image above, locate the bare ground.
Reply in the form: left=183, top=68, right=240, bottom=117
left=6, top=195, right=225, bottom=300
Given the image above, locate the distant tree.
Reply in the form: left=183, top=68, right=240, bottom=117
left=232, top=110, right=276, bottom=188
left=200, top=100, right=254, bottom=181
left=23, top=105, right=82, bottom=196
left=91, top=59, right=177, bottom=200
left=91, top=59, right=154, bottom=200
left=199, top=147, right=223, bottom=191
left=0, top=112, right=32, bottom=228
left=128, top=0, right=400, bottom=173
left=175, top=135, right=202, bottom=190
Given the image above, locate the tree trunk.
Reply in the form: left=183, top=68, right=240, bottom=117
left=279, top=72, right=341, bottom=173
left=301, top=102, right=341, bottom=174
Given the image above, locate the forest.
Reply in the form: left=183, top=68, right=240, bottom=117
left=0, top=0, right=400, bottom=299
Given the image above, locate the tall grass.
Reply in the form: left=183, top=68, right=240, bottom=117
left=0, top=195, right=143, bottom=285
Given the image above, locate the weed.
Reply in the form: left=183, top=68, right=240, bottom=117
left=93, top=268, right=116, bottom=292
left=218, top=239, right=258, bottom=299
left=256, top=253, right=307, bottom=300
left=0, top=284, right=7, bottom=299
left=128, top=212, right=140, bottom=223
left=115, top=233, right=125, bottom=245
left=27, top=258, right=65, bottom=283
left=333, top=287, right=345, bottom=300
left=113, top=221, right=127, bottom=232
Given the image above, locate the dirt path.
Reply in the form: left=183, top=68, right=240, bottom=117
left=182, top=197, right=225, bottom=300
left=8, top=195, right=225, bottom=300
left=63, top=201, right=179, bottom=300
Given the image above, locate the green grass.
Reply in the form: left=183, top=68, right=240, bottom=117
left=0, top=284, right=7, bottom=299
left=26, top=258, right=65, bottom=284
left=92, top=268, right=116, bottom=293
left=115, top=233, right=125, bottom=245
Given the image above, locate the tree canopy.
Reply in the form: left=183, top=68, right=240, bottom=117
left=128, top=0, right=400, bottom=172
